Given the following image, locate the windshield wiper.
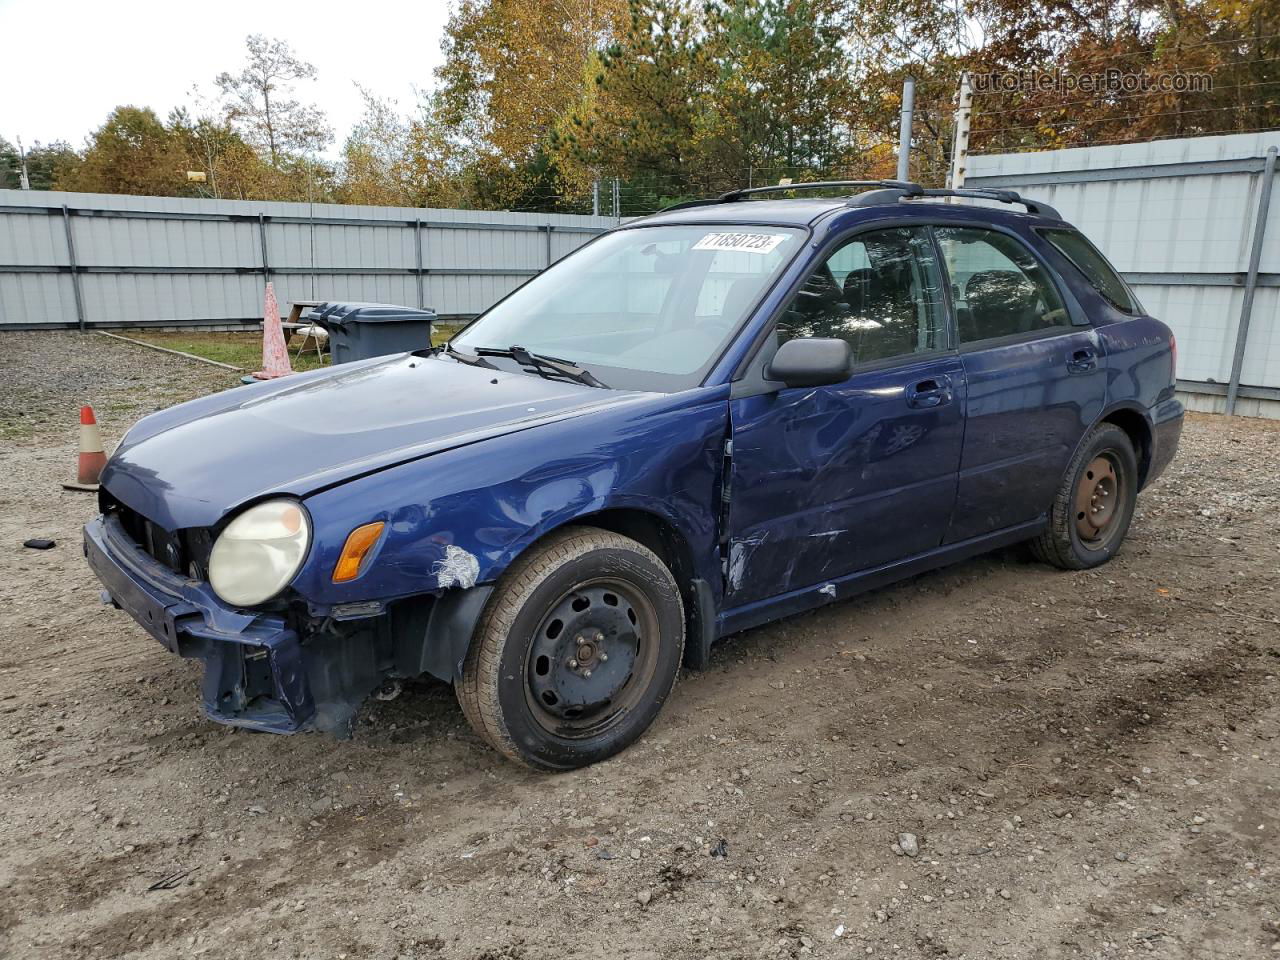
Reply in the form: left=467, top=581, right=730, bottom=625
left=441, top=341, right=500, bottom=371
left=474, top=345, right=609, bottom=389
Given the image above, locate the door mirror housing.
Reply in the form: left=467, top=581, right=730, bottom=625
left=767, top=338, right=852, bottom=388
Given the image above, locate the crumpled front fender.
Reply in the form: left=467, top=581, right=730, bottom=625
left=291, top=385, right=731, bottom=610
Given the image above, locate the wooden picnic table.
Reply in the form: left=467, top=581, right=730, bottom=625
left=280, top=300, right=324, bottom=342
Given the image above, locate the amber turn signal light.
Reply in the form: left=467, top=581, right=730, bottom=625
left=332, top=521, right=386, bottom=583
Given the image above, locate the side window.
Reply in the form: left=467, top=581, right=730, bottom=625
left=777, top=226, right=947, bottom=365
left=1039, top=228, right=1138, bottom=313
left=935, top=227, right=1070, bottom=344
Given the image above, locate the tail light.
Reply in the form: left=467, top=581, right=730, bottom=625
left=1170, top=333, right=1177, bottom=383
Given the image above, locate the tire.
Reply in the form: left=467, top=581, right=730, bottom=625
left=456, top=526, right=685, bottom=771
left=1031, top=423, right=1138, bottom=570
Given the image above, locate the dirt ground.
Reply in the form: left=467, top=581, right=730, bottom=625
left=1, top=331, right=1277, bottom=960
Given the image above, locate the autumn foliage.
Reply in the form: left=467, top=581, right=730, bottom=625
left=3, top=1, right=1276, bottom=213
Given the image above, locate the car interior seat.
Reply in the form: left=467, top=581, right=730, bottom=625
left=843, top=252, right=919, bottom=362
left=717, top=277, right=763, bottom=328
left=963, top=270, right=1039, bottom=339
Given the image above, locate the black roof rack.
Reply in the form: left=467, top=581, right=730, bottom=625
left=658, top=180, right=924, bottom=212
left=655, top=180, right=1062, bottom=220
left=845, top=186, right=921, bottom=207
left=909, top=188, right=1063, bottom=221
left=718, top=180, right=923, bottom=202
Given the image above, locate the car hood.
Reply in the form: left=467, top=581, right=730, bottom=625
left=102, top=353, right=645, bottom=530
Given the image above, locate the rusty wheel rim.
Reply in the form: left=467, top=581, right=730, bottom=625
left=1074, top=453, right=1124, bottom=545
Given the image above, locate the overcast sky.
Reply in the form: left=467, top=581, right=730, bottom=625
left=0, top=0, right=451, bottom=156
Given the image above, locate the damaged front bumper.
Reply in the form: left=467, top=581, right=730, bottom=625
left=85, top=513, right=320, bottom=734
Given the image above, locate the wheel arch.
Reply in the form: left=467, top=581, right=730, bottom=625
left=511, top=506, right=715, bottom=669
left=1097, top=404, right=1154, bottom=488
left=408, top=503, right=718, bottom=686
left=573, top=507, right=697, bottom=586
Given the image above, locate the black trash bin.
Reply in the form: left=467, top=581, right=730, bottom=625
left=307, top=302, right=438, bottom=364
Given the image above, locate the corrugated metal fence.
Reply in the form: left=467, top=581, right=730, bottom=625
left=0, top=190, right=619, bottom=330
left=968, top=131, right=1280, bottom=417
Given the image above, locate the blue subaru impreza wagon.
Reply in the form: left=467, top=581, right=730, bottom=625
left=84, top=181, right=1183, bottom=769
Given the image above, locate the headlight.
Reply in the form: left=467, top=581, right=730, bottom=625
left=208, top=499, right=310, bottom=607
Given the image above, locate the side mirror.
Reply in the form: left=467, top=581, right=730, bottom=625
left=766, top=337, right=851, bottom=388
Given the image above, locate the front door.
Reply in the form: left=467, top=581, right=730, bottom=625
left=934, top=225, right=1107, bottom=542
left=725, top=226, right=966, bottom=606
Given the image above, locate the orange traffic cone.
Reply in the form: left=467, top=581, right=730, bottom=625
left=253, top=282, right=293, bottom=380
left=63, top=405, right=107, bottom=492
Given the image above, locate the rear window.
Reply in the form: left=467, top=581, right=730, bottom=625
left=1039, top=228, right=1138, bottom=313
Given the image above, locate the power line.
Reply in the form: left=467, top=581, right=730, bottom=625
left=975, top=99, right=1280, bottom=137
left=970, top=124, right=1280, bottom=154
left=972, top=77, right=1280, bottom=118
left=974, top=32, right=1280, bottom=70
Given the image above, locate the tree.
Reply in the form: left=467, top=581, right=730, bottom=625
left=53, top=107, right=185, bottom=196
left=835, top=0, right=979, bottom=183
left=553, top=0, right=716, bottom=201
left=337, top=89, right=410, bottom=206
left=335, top=87, right=480, bottom=208
left=167, top=106, right=273, bottom=200
left=42, top=97, right=328, bottom=202
left=960, top=0, right=1280, bottom=152
left=704, top=0, right=859, bottom=182
left=435, top=0, right=629, bottom=207
left=23, top=141, right=81, bottom=190
left=0, top=137, right=19, bottom=188
left=555, top=0, right=881, bottom=204
left=216, top=34, right=332, bottom=165
left=0, top=136, right=80, bottom=190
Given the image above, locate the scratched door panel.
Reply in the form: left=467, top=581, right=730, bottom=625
left=944, top=330, right=1105, bottom=542
left=725, top=354, right=965, bottom=605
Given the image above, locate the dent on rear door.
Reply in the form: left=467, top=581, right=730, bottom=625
left=947, top=330, right=1106, bottom=541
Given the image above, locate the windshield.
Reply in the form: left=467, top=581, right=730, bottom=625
left=451, top=224, right=806, bottom=391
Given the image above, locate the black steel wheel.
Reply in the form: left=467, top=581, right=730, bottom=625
left=457, top=526, right=684, bottom=770
left=1032, top=422, right=1139, bottom=570
left=524, top=578, right=661, bottom=738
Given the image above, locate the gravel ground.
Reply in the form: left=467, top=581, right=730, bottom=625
left=1, top=331, right=1277, bottom=960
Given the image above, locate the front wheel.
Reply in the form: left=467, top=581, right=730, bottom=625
left=456, top=526, right=685, bottom=770
left=1031, top=423, right=1138, bottom=570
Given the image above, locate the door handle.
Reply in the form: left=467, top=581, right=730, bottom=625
left=1067, top=347, right=1097, bottom=372
left=906, top=375, right=952, bottom=409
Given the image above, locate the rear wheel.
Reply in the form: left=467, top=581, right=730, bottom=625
left=1032, top=423, right=1138, bottom=570
left=456, top=526, right=684, bottom=770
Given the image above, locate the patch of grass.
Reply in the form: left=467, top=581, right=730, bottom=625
left=125, top=323, right=467, bottom=373
left=433, top=321, right=467, bottom=343
left=0, top=416, right=40, bottom=443
left=124, top=331, right=330, bottom=373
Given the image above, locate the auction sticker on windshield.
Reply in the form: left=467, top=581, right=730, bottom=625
left=692, top=232, right=788, bottom=255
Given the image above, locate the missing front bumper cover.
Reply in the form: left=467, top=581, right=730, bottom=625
left=85, top=515, right=371, bottom=735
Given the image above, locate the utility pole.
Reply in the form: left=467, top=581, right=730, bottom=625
left=896, top=76, right=915, bottom=182
left=592, top=178, right=600, bottom=217
left=612, top=178, right=620, bottom=219
left=16, top=136, right=32, bottom=190
left=948, top=72, right=974, bottom=192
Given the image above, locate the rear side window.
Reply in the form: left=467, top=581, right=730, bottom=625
left=935, top=227, right=1070, bottom=344
left=1040, top=228, right=1137, bottom=313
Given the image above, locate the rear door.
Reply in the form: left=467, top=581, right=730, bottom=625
left=725, top=225, right=965, bottom=605
left=934, top=225, right=1106, bottom=542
